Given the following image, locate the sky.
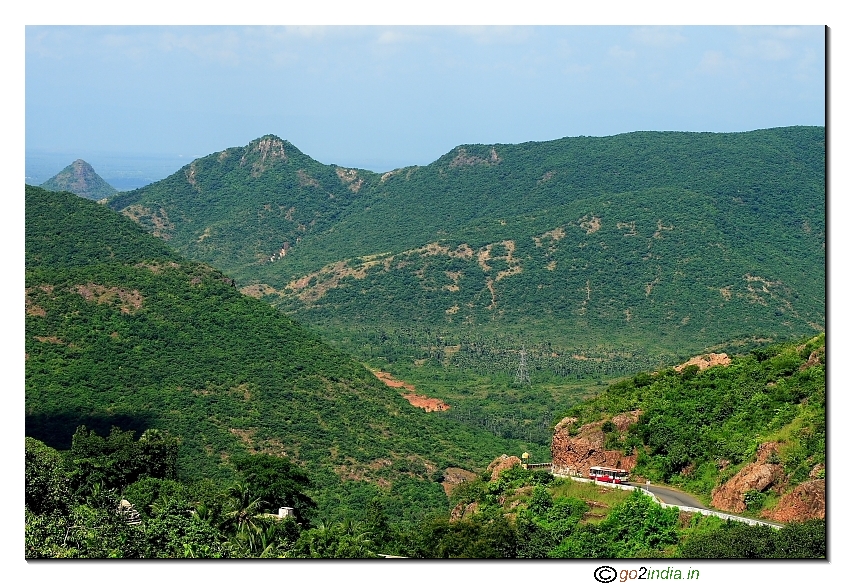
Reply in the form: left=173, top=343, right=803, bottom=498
left=25, top=24, right=826, bottom=186
left=7, top=2, right=848, bottom=580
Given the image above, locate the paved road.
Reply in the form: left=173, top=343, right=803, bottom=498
left=637, top=484, right=707, bottom=509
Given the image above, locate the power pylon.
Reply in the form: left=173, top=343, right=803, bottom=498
left=514, top=346, right=531, bottom=386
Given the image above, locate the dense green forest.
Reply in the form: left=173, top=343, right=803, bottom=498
left=26, top=434, right=825, bottom=558
left=26, top=124, right=826, bottom=559
left=24, top=186, right=826, bottom=558
left=106, top=128, right=825, bottom=442
left=25, top=185, right=549, bottom=529
left=108, top=128, right=824, bottom=357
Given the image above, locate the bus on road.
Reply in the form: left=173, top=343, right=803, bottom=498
left=588, top=466, right=629, bottom=484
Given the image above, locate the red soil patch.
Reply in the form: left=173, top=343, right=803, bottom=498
left=371, top=370, right=450, bottom=412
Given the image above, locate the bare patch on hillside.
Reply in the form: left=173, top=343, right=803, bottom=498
left=444, top=270, right=462, bottom=292
left=652, top=220, right=674, bottom=240
left=416, top=242, right=475, bottom=260
left=281, top=239, right=523, bottom=307
left=645, top=274, right=660, bottom=297
left=297, top=169, right=320, bottom=187
left=229, top=383, right=252, bottom=401
left=121, top=205, right=174, bottom=240
left=477, top=240, right=522, bottom=281
left=537, top=170, right=555, bottom=184
left=743, top=274, right=780, bottom=306
left=286, top=256, right=387, bottom=302
left=380, top=170, right=398, bottom=183
left=449, top=147, right=501, bottom=168
left=241, top=137, right=287, bottom=177
left=674, top=352, right=731, bottom=372
left=27, top=303, right=46, bottom=317
left=185, top=162, right=199, bottom=190
left=533, top=226, right=566, bottom=253
left=335, top=167, right=364, bottom=193
left=579, top=215, right=601, bottom=235
left=371, top=370, right=450, bottom=412
left=25, top=287, right=48, bottom=316
left=34, top=336, right=64, bottom=345
left=442, top=467, right=478, bottom=496
left=485, top=279, right=497, bottom=310
left=239, top=283, right=278, bottom=298
left=73, top=284, right=143, bottom=314
left=617, top=221, right=637, bottom=236
left=546, top=261, right=557, bottom=271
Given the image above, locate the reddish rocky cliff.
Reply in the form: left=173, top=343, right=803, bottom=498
left=762, top=479, right=825, bottom=522
left=711, top=442, right=786, bottom=513
left=550, top=411, right=640, bottom=478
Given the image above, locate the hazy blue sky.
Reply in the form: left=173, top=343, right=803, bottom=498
left=26, top=25, right=824, bottom=182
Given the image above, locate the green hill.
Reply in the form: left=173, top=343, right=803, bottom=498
left=40, top=159, right=118, bottom=200
left=105, top=128, right=825, bottom=445
left=559, top=334, right=825, bottom=515
left=25, top=184, right=548, bottom=524
left=108, top=128, right=824, bottom=362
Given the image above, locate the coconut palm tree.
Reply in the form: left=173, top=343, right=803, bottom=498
left=223, top=482, right=265, bottom=536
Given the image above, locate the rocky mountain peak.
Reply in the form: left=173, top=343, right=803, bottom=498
left=40, top=159, right=117, bottom=201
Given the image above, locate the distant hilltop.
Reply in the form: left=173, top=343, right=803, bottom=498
left=40, top=159, right=117, bottom=201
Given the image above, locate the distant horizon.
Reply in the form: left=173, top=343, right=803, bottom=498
left=27, top=25, right=825, bottom=186
left=26, top=121, right=826, bottom=190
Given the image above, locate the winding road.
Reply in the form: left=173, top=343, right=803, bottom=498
left=638, top=483, right=706, bottom=509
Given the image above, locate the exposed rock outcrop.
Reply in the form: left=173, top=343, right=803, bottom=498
left=550, top=411, right=640, bottom=477
left=450, top=500, right=479, bottom=522
left=761, top=479, right=825, bottom=522
left=674, top=352, right=731, bottom=372
left=441, top=467, right=478, bottom=497
left=711, top=442, right=785, bottom=513
left=487, top=455, right=522, bottom=481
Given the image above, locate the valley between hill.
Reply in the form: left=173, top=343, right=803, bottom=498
left=25, top=126, right=826, bottom=558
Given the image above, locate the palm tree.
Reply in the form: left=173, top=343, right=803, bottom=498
left=223, top=482, right=265, bottom=536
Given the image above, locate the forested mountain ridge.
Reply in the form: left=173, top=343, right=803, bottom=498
left=108, top=127, right=824, bottom=373
left=25, top=184, right=548, bottom=525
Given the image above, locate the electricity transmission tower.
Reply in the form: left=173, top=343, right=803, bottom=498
left=514, top=346, right=531, bottom=386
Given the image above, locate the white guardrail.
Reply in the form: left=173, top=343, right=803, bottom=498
left=551, top=471, right=783, bottom=529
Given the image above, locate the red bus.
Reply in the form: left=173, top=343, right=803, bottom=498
left=588, top=466, right=629, bottom=484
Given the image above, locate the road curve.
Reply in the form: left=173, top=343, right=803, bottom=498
left=638, top=484, right=707, bottom=509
